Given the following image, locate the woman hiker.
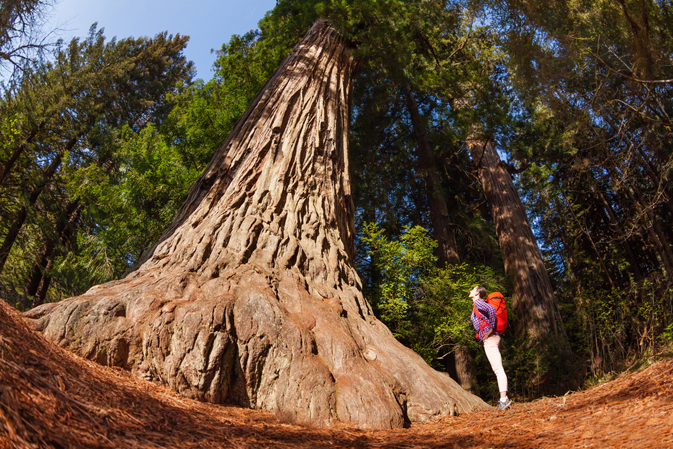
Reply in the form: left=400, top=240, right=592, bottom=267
left=469, top=285, right=511, bottom=410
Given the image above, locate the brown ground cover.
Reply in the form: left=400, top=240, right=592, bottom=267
left=1, top=299, right=672, bottom=448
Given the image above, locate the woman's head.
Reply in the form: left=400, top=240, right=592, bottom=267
left=469, top=285, right=488, bottom=301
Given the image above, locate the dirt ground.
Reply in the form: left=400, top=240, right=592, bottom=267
left=1, top=299, right=671, bottom=448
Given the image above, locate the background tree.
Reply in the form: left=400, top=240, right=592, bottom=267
left=478, top=0, right=673, bottom=375
left=0, top=26, right=193, bottom=306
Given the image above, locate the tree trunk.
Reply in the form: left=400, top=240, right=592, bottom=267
left=403, top=87, right=477, bottom=390
left=466, top=137, right=568, bottom=351
left=26, top=20, right=486, bottom=429
left=26, top=201, right=82, bottom=307
left=404, top=86, right=460, bottom=266
left=451, top=345, right=478, bottom=393
left=0, top=141, right=73, bottom=272
left=24, top=237, right=56, bottom=301
left=0, top=120, right=44, bottom=186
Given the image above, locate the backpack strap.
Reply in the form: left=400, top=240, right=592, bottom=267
left=473, top=305, right=490, bottom=340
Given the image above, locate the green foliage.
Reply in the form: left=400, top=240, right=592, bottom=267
left=361, top=222, right=506, bottom=365
left=161, top=29, right=284, bottom=173
left=67, top=124, right=200, bottom=282
left=424, top=263, right=505, bottom=348
left=662, top=322, right=673, bottom=343
left=496, top=340, right=540, bottom=399
left=0, top=26, right=193, bottom=304
left=0, top=115, right=19, bottom=150
left=361, top=222, right=437, bottom=339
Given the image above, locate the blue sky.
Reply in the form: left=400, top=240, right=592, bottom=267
left=43, top=0, right=278, bottom=79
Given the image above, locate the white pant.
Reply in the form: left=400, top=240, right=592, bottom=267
left=484, top=335, right=508, bottom=393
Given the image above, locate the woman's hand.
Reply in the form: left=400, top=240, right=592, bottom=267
left=483, top=328, right=494, bottom=340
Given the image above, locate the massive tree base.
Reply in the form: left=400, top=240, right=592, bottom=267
left=26, top=20, right=487, bottom=429
left=28, top=264, right=485, bottom=428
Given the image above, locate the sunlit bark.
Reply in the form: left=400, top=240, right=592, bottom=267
left=27, top=20, right=486, bottom=429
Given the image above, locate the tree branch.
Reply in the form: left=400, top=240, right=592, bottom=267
left=588, top=49, right=673, bottom=84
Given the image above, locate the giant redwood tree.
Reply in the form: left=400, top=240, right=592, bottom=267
left=27, top=20, right=486, bottom=429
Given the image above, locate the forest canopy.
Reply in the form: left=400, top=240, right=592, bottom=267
left=2, top=0, right=672, bottom=402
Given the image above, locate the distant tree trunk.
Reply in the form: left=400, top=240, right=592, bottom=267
left=26, top=201, right=82, bottom=307
left=27, top=20, right=486, bottom=429
left=589, top=178, right=644, bottom=283
left=30, top=257, right=53, bottom=305
left=403, top=87, right=477, bottom=390
left=0, top=139, right=75, bottom=272
left=0, top=121, right=44, bottom=186
left=404, top=86, right=460, bottom=266
left=451, top=345, right=478, bottom=392
left=466, top=137, right=569, bottom=352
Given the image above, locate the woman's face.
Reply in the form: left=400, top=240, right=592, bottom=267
left=469, top=286, right=480, bottom=301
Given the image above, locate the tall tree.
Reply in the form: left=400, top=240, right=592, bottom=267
left=27, top=20, right=486, bottom=429
left=24, top=201, right=81, bottom=306
left=404, top=86, right=460, bottom=266
left=0, top=28, right=193, bottom=301
left=465, top=134, right=566, bottom=344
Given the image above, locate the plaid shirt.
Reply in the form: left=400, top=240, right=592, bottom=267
left=471, top=299, right=497, bottom=342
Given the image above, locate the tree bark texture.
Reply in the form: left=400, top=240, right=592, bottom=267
left=26, top=20, right=486, bottom=429
left=467, top=138, right=568, bottom=349
left=444, top=345, right=478, bottom=393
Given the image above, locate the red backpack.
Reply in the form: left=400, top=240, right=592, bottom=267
left=473, top=292, right=508, bottom=339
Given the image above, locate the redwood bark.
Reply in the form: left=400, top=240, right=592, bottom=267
left=451, top=345, right=478, bottom=393
left=27, top=20, right=486, bottom=429
left=404, top=87, right=460, bottom=266
left=466, top=138, right=568, bottom=349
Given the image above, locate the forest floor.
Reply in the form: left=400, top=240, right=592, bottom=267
left=1, top=299, right=672, bottom=449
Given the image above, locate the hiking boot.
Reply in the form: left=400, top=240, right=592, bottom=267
left=496, top=398, right=511, bottom=410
